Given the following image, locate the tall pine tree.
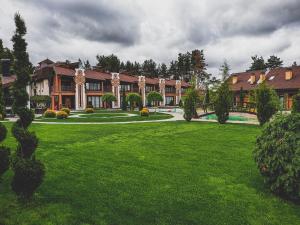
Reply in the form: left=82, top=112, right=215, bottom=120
left=266, top=55, right=283, bottom=69
left=11, top=13, right=45, bottom=199
left=248, top=55, right=266, bottom=71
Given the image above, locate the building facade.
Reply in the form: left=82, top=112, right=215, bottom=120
left=229, top=66, right=300, bottom=110
left=32, top=59, right=189, bottom=110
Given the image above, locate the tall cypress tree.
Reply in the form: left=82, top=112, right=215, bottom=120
left=11, top=13, right=44, bottom=199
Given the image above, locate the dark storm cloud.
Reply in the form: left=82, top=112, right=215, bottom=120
left=185, top=0, right=300, bottom=45
left=22, top=0, right=141, bottom=45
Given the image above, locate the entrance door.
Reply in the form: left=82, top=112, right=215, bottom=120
left=65, top=97, right=72, bottom=109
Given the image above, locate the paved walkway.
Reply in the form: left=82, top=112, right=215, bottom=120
left=3, top=111, right=259, bottom=125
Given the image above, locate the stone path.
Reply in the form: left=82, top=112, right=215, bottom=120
left=3, top=111, right=259, bottom=125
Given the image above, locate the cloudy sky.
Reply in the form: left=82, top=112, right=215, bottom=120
left=0, top=0, right=300, bottom=76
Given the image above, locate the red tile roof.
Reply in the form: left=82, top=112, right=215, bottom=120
left=230, top=66, right=300, bottom=91
left=34, top=62, right=190, bottom=88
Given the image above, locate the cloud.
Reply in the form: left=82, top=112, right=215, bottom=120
left=0, top=0, right=299, bottom=77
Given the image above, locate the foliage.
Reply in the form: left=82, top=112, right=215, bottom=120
left=61, top=107, right=70, bottom=115
left=86, top=102, right=94, bottom=108
left=85, top=108, right=94, bottom=113
left=0, top=122, right=10, bottom=179
left=126, top=93, right=141, bottom=111
left=183, top=88, right=198, bottom=121
left=121, top=91, right=127, bottom=111
left=11, top=13, right=44, bottom=199
left=214, top=81, right=232, bottom=124
left=248, top=55, right=266, bottom=71
left=102, top=93, right=117, bottom=106
left=11, top=157, right=45, bottom=199
left=147, top=91, right=162, bottom=106
left=56, top=111, right=68, bottom=119
left=254, top=113, right=300, bottom=200
left=255, top=82, right=280, bottom=125
left=219, top=60, right=230, bottom=81
left=178, top=99, right=183, bottom=108
left=266, top=55, right=283, bottom=69
left=96, top=54, right=120, bottom=72
left=44, top=109, right=56, bottom=118
left=140, top=108, right=149, bottom=117
left=292, top=92, right=300, bottom=114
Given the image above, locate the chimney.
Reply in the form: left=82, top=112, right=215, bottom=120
left=250, top=74, right=256, bottom=84
left=285, top=68, right=293, bottom=80
left=1, top=59, right=11, bottom=77
left=232, top=75, right=238, bottom=84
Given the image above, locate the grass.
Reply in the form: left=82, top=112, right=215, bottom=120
left=1, top=121, right=300, bottom=225
left=36, top=111, right=173, bottom=123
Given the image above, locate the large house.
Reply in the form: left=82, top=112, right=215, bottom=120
left=31, top=59, right=189, bottom=110
left=229, top=66, right=300, bottom=110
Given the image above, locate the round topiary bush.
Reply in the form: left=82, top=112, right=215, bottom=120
left=85, top=108, right=94, bottom=113
left=11, top=157, right=45, bottom=199
left=44, top=110, right=56, bottom=118
left=60, top=107, right=70, bottom=115
left=56, top=111, right=68, bottom=119
left=254, top=113, right=300, bottom=200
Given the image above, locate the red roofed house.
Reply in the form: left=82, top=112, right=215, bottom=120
left=32, top=59, right=189, bottom=110
left=229, top=66, right=300, bottom=110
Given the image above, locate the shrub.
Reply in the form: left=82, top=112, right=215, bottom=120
left=0, top=146, right=10, bottom=179
left=56, top=111, right=68, bottom=119
left=183, top=88, right=198, bottom=122
left=0, top=122, right=7, bottom=142
left=102, top=93, right=117, bottom=108
left=126, top=93, right=142, bottom=111
left=292, top=93, right=300, bottom=114
left=147, top=91, right=163, bottom=106
left=44, top=109, right=56, bottom=118
left=254, top=113, right=300, bottom=200
left=178, top=99, right=183, bottom=108
left=11, top=158, right=45, bottom=199
left=85, top=108, right=94, bottom=113
left=140, top=108, right=149, bottom=116
left=60, top=107, right=70, bottom=115
left=214, top=81, right=232, bottom=124
left=121, top=91, right=128, bottom=111
left=255, top=82, right=280, bottom=125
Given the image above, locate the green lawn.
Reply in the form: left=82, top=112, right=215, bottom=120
left=35, top=111, right=173, bottom=123
left=1, top=122, right=300, bottom=225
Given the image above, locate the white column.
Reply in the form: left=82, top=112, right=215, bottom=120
left=74, top=69, right=86, bottom=110
left=159, top=78, right=166, bottom=106
left=111, top=73, right=120, bottom=108
left=26, top=85, right=31, bottom=109
left=138, top=76, right=146, bottom=107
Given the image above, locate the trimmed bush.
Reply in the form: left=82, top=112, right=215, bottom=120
left=86, top=103, right=94, bottom=109
left=147, top=91, right=163, bottom=107
left=292, top=93, right=300, bottom=114
left=0, top=122, right=7, bottom=142
left=56, top=111, right=68, bottom=119
left=11, top=158, right=45, bottom=199
left=44, top=109, right=56, bottom=118
left=85, top=108, right=94, bottom=113
left=183, top=88, right=198, bottom=122
left=254, top=113, right=300, bottom=200
left=214, top=81, right=232, bottom=124
left=140, top=108, right=149, bottom=116
left=60, top=108, right=70, bottom=115
left=126, top=93, right=142, bottom=111
left=255, top=82, right=280, bottom=125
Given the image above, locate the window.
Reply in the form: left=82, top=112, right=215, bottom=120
left=120, top=84, right=131, bottom=92
left=165, top=86, right=175, bottom=93
left=87, top=96, right=102, bottom=108
left=165, top=96, right=174, bottom=105
left=86, top=82, right=101, bottom=91
left=146, top=85, right=154, bottom=92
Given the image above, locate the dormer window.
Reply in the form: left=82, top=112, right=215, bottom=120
left=285, top=69, right=293, bottom=80
left=232, top=75, right=238, bottom=84
left=249, top=75, right=256, bottom=84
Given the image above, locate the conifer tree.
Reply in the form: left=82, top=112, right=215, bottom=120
left=214, top=81, right=232, bottom=124
left=266, top=55, right=283, bottom=69
left=11, top=13, right=45, bottom=199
